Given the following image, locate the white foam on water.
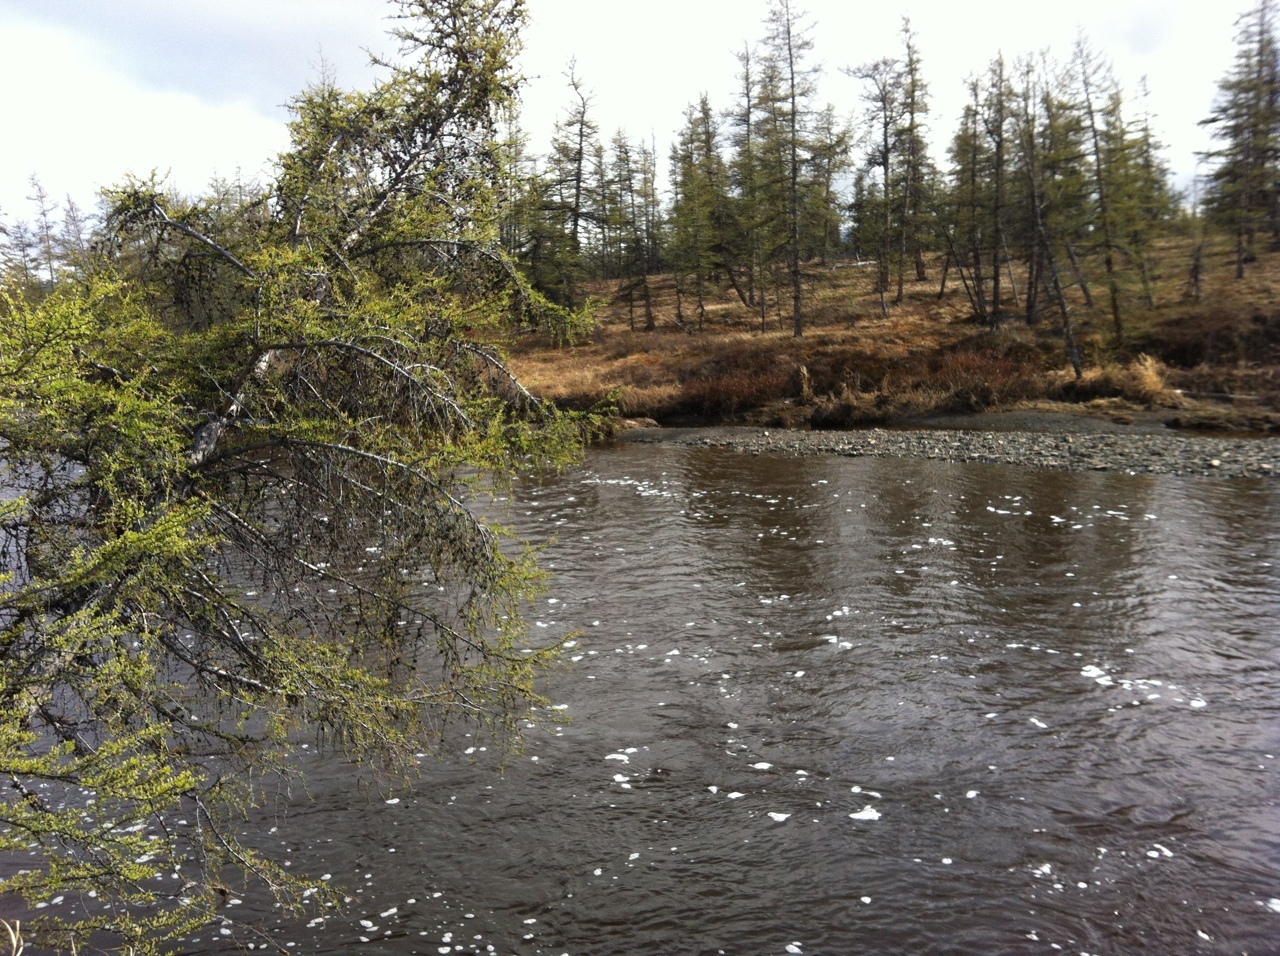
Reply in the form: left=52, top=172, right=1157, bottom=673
left=768, top=812, right=791, bottom=822
left=605, top=754, right=629, bottom=763
left=385, top=798, right=400, bottom=805
left=752, top=763, right=773, bottom=770
left=861, top=896, right=871, bottom=904
left=1265, top=899, right=1280, bottom=913
left=629, top=853, right=640, bottom=861
left=1030, top=718, right=1048, bottom=729
left=379, top=907, right=397, bottom=918
left=1080, top=665, right=1115, bottom=687
left=966, top=791, right=979, bottom=799
left=613, top=774, right=630, bottom=783
left=786, top=945, right=803, bottom=954
left=1190, top=699, right=1208, bottom=709
left=849, top=806, right=881, bottom=821
left=727, top=792, right=746, bottom=800
left=708, top=786, right=719, bottom=794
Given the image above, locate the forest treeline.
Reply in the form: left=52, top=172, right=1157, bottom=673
left=492, top=0, right=1280, bottom=366
left=3, top=0, right=1279, bottom=365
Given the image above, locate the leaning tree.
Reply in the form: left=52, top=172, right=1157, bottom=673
left=0, top=1, right=592, bottom=951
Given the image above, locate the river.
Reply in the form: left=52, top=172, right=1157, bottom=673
left=188, top=443, right=1280, bottom=955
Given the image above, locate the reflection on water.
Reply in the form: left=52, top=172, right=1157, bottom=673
left=188, top=445, right=1280, bottom=955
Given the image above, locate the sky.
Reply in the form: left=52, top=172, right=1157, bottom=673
left=0, top=0, right=1248, bottom=222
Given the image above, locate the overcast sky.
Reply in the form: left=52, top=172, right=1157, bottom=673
left=0, top=0, right=1246, bottom=221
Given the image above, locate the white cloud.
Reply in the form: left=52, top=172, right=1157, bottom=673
left=0, top=0, right=1248, bottom=219
left=0, top=19, right=285, bottom=217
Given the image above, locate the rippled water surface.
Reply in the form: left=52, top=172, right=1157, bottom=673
left=195, top=445, right=1280, bottom=955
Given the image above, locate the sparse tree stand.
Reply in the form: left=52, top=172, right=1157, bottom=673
left=1201, top=0, right=1280, bottom=280
left=0, top=2, right=590, bottom=952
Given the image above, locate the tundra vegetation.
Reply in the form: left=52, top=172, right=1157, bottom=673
left=504, top=0, right=1280, bottom=430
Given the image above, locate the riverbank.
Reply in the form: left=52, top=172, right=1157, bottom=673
left=615, top=414, right=1280, bottom=479
left=509, top=237, right=1280, bottom=436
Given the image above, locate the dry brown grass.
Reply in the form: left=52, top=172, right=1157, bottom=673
left=508, top=234, right=1280, bottom=426
left=1044, top=355, right=1183, bottom=408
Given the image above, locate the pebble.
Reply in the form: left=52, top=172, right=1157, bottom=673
left=621, top=426, right=1278, bottom=479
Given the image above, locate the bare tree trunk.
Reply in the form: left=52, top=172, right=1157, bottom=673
left=1065, top=242, right=1094, bottom=308
left=940, top=227, right=979, bottom=315
left=724, top=265, right=753, bottom=309
left=1025, top=246, right=1041, bottom=326
left=1137, top=252, right=1155, bottom=309
left=896, top=226, right=907, bottom=303
left=1186, top=241, right=1203, bottom=301
left=1038, top=224, right=1082, bottom=379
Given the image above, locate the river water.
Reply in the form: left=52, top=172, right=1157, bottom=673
left=193, top=443, right=1280, bottom=956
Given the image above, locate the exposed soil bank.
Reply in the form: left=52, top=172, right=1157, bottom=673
left=614, top=412, right=1280, bottom=479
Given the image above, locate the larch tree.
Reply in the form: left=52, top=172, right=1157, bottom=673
left=762, top=0, right=818, bottom=337
left=850, top=56, right=902, bottom=317
left=0, top=1, right=591, bottom=952
left=1076, top=40, right=1127, bottom=342
left=542, top=63, right=602, bottom=307
left=945, top=80, right=994, bottom=322
left=1201, top=0, right=1280, bottom=278
left=670, top=96, right=729, bottom=329
left=1011, top=56, right=1084, bottom=376
left=982, top=55, right=1012, bottom=329
left=896, top=19, right=935, bottom=289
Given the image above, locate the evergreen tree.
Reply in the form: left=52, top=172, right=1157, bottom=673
left=670, top=97, right=729, bottom=329
left=896, top=19, right=936, bottom=290
left=541, top=63, right=602, bottom=306
left=850, top=56, right=902, bottom=317
left=1201, top=0, right=1280, bottom=278
left=762, top=0, right=818, bottom=336
left=0, top=3, right=590, bottom=951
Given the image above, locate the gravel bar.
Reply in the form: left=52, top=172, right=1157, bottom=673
left=617, top=425, right=1280, bottom=479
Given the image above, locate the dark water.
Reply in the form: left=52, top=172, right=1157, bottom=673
left=190, top=445, right=1280, bottom=956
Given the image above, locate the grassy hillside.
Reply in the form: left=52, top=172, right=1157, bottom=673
left=509, top=233, right=1280, bottom=433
